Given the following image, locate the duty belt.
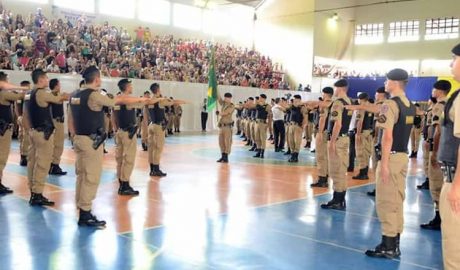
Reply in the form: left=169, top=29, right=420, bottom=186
left=289, top=121, right=301, bottom=126
left=256, top=119, right=267, bottom=123
left=53, top=116, right=65, bottom=123
left=220, top=122, right=234, bottom=127
left=441, top=163, right=456, bottom=183
left=390, top=151, right=408, bottom=155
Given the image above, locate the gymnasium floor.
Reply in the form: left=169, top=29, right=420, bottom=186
left=0, top=132, right=442, bottom=270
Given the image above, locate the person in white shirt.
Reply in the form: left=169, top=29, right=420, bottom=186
left=272, top=97, right=286, bottom=152
left=348, top=103, right=358, bottom=172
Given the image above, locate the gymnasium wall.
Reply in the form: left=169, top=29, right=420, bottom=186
left=254, top=0, right=315, bottom=88
left=2, top=70, right=318, bottom=131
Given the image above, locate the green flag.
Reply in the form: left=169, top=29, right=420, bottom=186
left=207, top=48, right=217, bottom=112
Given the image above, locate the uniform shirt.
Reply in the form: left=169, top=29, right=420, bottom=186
left=349, top=110, right=358, bottom=131
left=330, top=96, right=352, bottom=128
left=0, top=90, right=24, bottom=105
left=319, top=99, right=332, bottom=120
left=257, top=102, right=273, bottom=120
left=33, top=88, right=64, bottom=108
left=173, top=105, right=183, bottom=116
left=289, top=104, right=309, bottom=125
left=432, top=97, right=446, bottom=126
left=449, top=90, right=460, bottom=138
left=375, top=92, right=410, bottom=130
left=271, top=104, right=285, bottom=121
left=218, top=99, right=235, bottom=125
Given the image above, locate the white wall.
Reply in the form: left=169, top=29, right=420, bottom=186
left=3, top=70, right=319, bottom=131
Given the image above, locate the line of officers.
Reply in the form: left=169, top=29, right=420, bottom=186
left=0, top=66, right=186, bottom=228
left=213, top=44, right=460, bottom=269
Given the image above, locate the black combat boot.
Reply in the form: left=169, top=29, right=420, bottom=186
left=352, top=167, right=369, bottom=180
left=149, top=164, right=155, bottom=176
left=78, top=209, right=106, bottom=228
left=367, top=189, right=376, bottom=196
left=304, top=141, right=311, bottom=149
left=311, top=176, right=328, bottom=188
left=29, top=193, right=55, bottom=206
left=417, top=178, right=430, bottom=190
left=395, top=234, right=401, bottom=257
left=253, top=149, right=261, bottom=158
left=365, top=235, right=400, bottom=259
left=420, top=210, right=441, bottom=230
left=0, top=182, right=13, bottom=195
left=217, top=153, right=225, bottom=163
left=409, top=151, right=418, bottom=158
left=142, top=143, right=148, bottom=151
left=284, top=149, right=291, bottom=155
left=20, top=155, right=27, bottom=166
left=150, top=165, right=167, bottom=177
left=258, top=150, right=265, bottom=159
left=49, top=164, right=67, bottom=176
left=236, top=131, right=241, bottom=136
left=321, top=191, right=346, bottom=210
left=249, top=144, right=257, bottom=151
left=118, top=181, right=139, bottom=196
left=222, top=153, right=229, bottom=163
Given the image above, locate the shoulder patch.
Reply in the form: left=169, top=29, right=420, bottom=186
left=100, top=91, right=107, bottom=96
left=331, top=111, right=339, bottom=117
left=377, top=115, right=387, bottom=123
left=380, top=104, right=389, bottom=115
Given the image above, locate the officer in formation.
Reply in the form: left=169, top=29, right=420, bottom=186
left=437, top=43, right=460, bottom=270
left=419, top=97, right=435, bottom=190
left=147, top=84, right=186, bottom=177
left=243, top=97, right=255, bottom=147
left=420, top=80, right=451, bottom=230
left=245, top=94, right=272, bottom=159
left=235, top=102, right=244, bottom=136
left=173, top=102, right=183, bottom=133
left=69, top=66, right=148, bottom=227
left=140, top=91, right=151, bottom=151
left=16, top=80, right=31, bottom=167
left=304, top=107, right=315, bottom=149
left=365, top=68, right=416, bottom=259
left=352, top=93, right=374, bottom=180
left=27, top=69, right=69, bottom=206
left=216, top=92, right=235, bottom=163
left=166, top=100, right=174, bottom=135
left=286, top=95, right=308, bottom=163
left=320, top=79, right=352, bottom=210
left=0, top=72, right=30, bottom=195
left=112, top=79, right=164, bottom=196
left=409, top=103, right=423, bottom=158
left=310, top=87, right=334, bottom=188
left=284, top=99, right=293, bottom=156
left=48, top=79, right=67, bottom=176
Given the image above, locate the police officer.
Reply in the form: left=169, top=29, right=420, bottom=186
left=321, top=79, right=352, bottom=210
left=287, top=95, right=308, bottom=163
left=352, top=93, right=374, bottom=180
left=419, top=97, right=436, bottom=190
left=173, top=102, right=183, bottom=133
left=304, top=108, right=315, bottom=149
left=16, top=80, right=31, bottom=166
left=235, top=102, right=243, bottom=136
left=409, top=103, right=423, bottom=158
left=272, top=98, right=286, bottom=152
left=69, top=66, right=146, bottom=227
left=365, top=69, right=416, bottom=259
left=201, top=98, right=208, bottom=132
left=438, top=43, right=460, bottom=270
left=27, top=69, right=69, bottom=206
left=141, top=91, right=151, bottom=151
left=420, top=80, right=451, bottom=230
left=311, top=87, right=334, bottom=187
left=166, top=99, right=175, bottom=135
left=216, top=93, right=235, bottom=163
left=0, top=72, right=29, bottom=195
left=245, top=97, right=255, bottom=147
left=48, top=79, right=67, bottom=176
left=249, top=97, right=259, bottom=151
left=252, top=94, right=272, bottom=159
left=284, top=99, right=293, bottom=156
left=147, top=84, right=185, bottom=176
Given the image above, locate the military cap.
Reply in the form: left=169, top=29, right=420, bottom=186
left=452, top=43, right=460, bottom=56
left=386, top=68, right=408, bottom=81
left=224, top=93, right=232, bottom=98
left=358, top=92, right=369, bottom=100
left=376, top=86, right=386, bottom=93
left=334, top=79, right=348, bottom=87
left=322, top=87, right=334, bottom=95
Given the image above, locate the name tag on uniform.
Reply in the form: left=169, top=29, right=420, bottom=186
left=70, top=97, right=81, bottom=105
left=113, top=105, right=121, bottom=110
left=406, top=116, right=414, bottom=125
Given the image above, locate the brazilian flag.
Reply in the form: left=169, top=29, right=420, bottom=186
left=207, top=48, right=218, bottom=112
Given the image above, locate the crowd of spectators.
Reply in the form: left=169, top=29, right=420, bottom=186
left=0, top=4, right=290, bottom=90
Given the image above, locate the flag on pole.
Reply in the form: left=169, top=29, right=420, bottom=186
left=207, top=47, right=218, bottom=112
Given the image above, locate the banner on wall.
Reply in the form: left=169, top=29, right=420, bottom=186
left=51, top=6, right=96, bottom=26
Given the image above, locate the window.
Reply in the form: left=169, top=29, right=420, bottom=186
left=99, top=0, right=135, bottom=18
left=138, top=0, right=171, bottom=25
left=173, top=3, right=202, bottom=31
left=425, top=17, right=459, bottom=40
left=18, top=0, right=47, bottom=3
left=54, top=0, right=95, bottom=13
left=388, top=20, right=420, bottom=42
left=354, top=23, right=384, bottom=45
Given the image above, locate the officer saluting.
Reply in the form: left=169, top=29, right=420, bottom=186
left=16, top=80, right=31, bottom=167
left=69, top=66, right=147, bottom=227
left=365, top=69, right=416, bottom=259
left=438, top=43, right=460, bottom=270
left=216, top=93, right=235, bottom=163
left=112, top=79, right=162, bottom=196
left=321, top=79, right=352, bottom=210
left=27, top=69, right=69, bottom=206
left=48, top=79, right=67, bottom=176
left=352, top=93, right=374, bottom=180
left=0, top=72, right=30, bottom=195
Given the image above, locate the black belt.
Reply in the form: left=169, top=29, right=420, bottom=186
left=339, top=133, right=349, bottom=137
left=256, top=119, right=267, bottom=123
left=220, top=122, right=234, bottom=127
left=441, top=164, right=456, bottom=183
left=53, top=117, right=65, bottom=123
left=390, top=151, right=407, bottom=155
left=34, top=127, right=48, bottom=132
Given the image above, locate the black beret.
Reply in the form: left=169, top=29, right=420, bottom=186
left=376, top=86, right=386, bottom=94
left=293, top=95, right=302, bottom=99
left=358, top=92, right=369, bottom=100
left=248, top=97, right=254, bottom=101
left=150, top=83, right=159, bottom=92
left=452, top=43, right=460, bottom=56
left=322, top=87, right=334, bottom=95
left=255, top=96, right=259, bottom=100
left=117, top=78, right=131, bottom=90
left=260, top=94, right=267, bottom=99
left=415, top=103, right=420, bottom=107
left=82, top=65, right=99, bottom=79
left=334, top=79, right=348, bottom=87
left=433, top=80, right=451, bottom=92
left=224, top=93, right=232, bottom=98
left=386, top=68, right=408, bottom=81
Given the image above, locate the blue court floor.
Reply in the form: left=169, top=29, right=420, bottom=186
left=0, top=133, right=442, bottom=270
